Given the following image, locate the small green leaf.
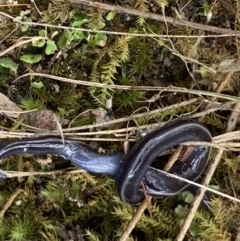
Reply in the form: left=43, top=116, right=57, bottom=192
left=21, top=17, right=32, bottom=32
left=175, top=204, right=189, bottom=216
left=31, top=81, right=44, bottom=89
left=58, top=107, right=67, bottom=115
left=45, top=40, right=57, bottom=55
left=32, top=38, right=46, bottom=47
left=38, top=29, right=46, bottom=37
left=189, top=221, right=200, bottom=237
left=0, top=57, right=18, bottom=73
left=72, top=19, right=88, bottom=27
left=73, top=30, right=84, bottom=40
left=32, top=30, right=47, bottom=47
left=20, top=9, right=31, bottom=17
left=94, top=33, right=107, bottom=47
left=57, top=29, right=74, bottom=49
left=181, top=191, right=194, bottom=204
left=99, top=23, right=105, bottom=30
left=20, top=54, right=42, bottom=64
left=106, top=11, right=116, bottom=21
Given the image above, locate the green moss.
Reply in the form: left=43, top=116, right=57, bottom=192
left=0, top=0, right=239, bottom=240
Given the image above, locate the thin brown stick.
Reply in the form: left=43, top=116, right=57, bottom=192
left=13, top=73, right=240, bottom=102
left=204, top=72, right=234, bottom=110
left=163, top=146, right=182, bottom=171
left=0, top=25, right=19, bottom=44
left=0, top=189, right=23, bottom=219
left=0, top=100, right=235, bottom=140
left=0, top=11, right=240, bottom=39
left=118, top=197, right=152, bottom=241
left=175, top=149, right=224, bottom=241
left=62, top=100, right=234, bottom=133
left=69, top=0, right=240, bottom=35
left=153, top=168, right=240, bottom=204
left=1, top=168, right=85, bottom=179
left=226, top=95, right=240, bottom=131
left=63, top=98, right=199, bottom=132
left=0, top=37, right=46, bottom=57
left=119, top=126, right=180, bottom=241
left=176, top=77, right=238, bottom=241
left=2, top=166, right=240, bottom=204
left=0, top=4, right=31, bottom=7
left=141, top=182, right=152, bottom=218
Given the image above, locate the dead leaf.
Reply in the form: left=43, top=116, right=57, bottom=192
left=0, top=92, right=23, bottom=118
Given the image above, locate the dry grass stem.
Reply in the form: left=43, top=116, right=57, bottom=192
left=0, top=37, right=47, bottom=57
left=176, top=149, right=224, bottom=241
left=69, top=0, right=240, bottom=35
left=0, top=100, right=234, bottom=144
left=204, top=72, right=234, bottom=110
left=226, top=98, right=240, bottom=132
left=176, top=75, right=239, bottom=240
left=0, top=4, right=31, bottom=7
left=0, top=189, right=23, bottom=219
left=154, top=168, right=240, bottom=205
left=1, top=11, right=240, bottom=39
left=13, top=73, right=240, bottom=101
left=1, top=168, right=84, bottom=179
left=163, top=146, right=183, bottom=171
left=1, top=161, right=240, bottom=205
left=118, top=197, right=152, bottom=241
left=0, top=0, right=239, bottom=240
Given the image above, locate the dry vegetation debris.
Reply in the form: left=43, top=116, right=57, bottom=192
left=0, top=0, right=239, bottom=240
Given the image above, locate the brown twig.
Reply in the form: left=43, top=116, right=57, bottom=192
left=2, top=168, right=79, bottom=179
left=119, top=124, right=182, bottom=241
left=0, top=37, right=47, bottom=57
left=2, top=166, right=240, bottom=204
left=68, top=0, right=240, bottom=35
left=175, top=149, right=224, bottom=240
left=118, top=197, right=152, bottom=241
left=152, top=168, right=240, bottom=204
left=0, top=10, right=240, bottom=39
left=0, top=189, right=23, bottom=219
left=163, top=145, right=182, bottom=171
left=176, top=76, right=237, bottom=240
left=0, top=4, right=31, bottom=7
left=204, top=72, right=234, bottom=110
left=141, top=182, right=152, bottom=218
left=13, top=73, right=240, bottom=102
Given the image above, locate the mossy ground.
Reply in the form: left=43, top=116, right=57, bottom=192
left=0, top=0, right=239, bottom=240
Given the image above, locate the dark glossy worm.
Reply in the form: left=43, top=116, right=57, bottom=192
left=116, top=120, right=212, bottom=204
left=0, top=120, right=212, bottom=205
